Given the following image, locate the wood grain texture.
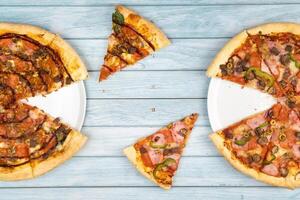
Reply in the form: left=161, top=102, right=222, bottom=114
left=1, top=0, right=300, bottom=6
left=0, top=157, right=267, bottom=187
left=0, top=1, right=299, bottom=199
left=84, top=99, right=208, bottom=126
left=0, top=187, right=298, bottom=200
left=69, top=38, right=225, bottom=71
left=85, top=71, right=209, bottom=98
left=79, top=127, right=216, bottom=156
left=1, top=5, right=300, bottom=38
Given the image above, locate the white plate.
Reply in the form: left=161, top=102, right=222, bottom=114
left=24, top=81, right=86, bottom=131
left=207, top=78, right=276, bottom=131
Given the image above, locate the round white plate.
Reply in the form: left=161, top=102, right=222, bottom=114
left=24, top=81, right=86, bottom=131
left=207, top=78, right=276, bottom=132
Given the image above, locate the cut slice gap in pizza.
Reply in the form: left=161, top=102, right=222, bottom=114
left=0, top=23, right=88, bottom=107
left=0, top=23, right=88, bottom=180
left=0, top=101, right=87, bottom=180
left=124, top=113, right=198, bottom=189
left=99, top=5, right=171, bottom=81
left=206, top=23, right=300, bottom=188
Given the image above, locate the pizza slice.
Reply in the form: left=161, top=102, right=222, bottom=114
left=210, top=101, right=300, bottom=188
left=0, top=101, right=87, bottom=180
left=99, top=5, right=171, bottom=81
left=0, top=23, right=88, bottom=107
left=206, top=23, right=300, bottom=99
left=124, top=113, right=198, bottom=189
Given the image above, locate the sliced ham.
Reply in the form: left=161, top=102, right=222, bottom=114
left=289, top=110, right=300, bottom=124
left=261, top=61, right=272, bottom=75
left=147, top=148, right=163, bottom=166
left=296, top=80, right=300, bottom=94
left=265, top=57, right=279, bottom=76
left=151, top=133, right=166, bottom=147
left=246, top=114, right=266, bottom=130
left=292, top=144, right=300, bottom=159
left=171, top=121, right=186, bottom=144
left=262, top=164, right=279, bottom=176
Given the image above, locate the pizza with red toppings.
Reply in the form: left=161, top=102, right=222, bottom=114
left=124, top=113, right=198, bottom=189
left=0, top=23, right=88, bottom=180
left=207, top=23, right=300, bottom=188
left=99, top=5, right=170, bottom=81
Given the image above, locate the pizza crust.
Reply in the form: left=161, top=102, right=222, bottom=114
left=116, top=5, right=171, bottom=50
left=31, top=130, right=87, bottom=178
left=0, top=163, right=33, bottom=181
left=49, top=35, right=88, bottom=81
left=0, top=22, right=88, bottom=81
left=123, top=146, right=171, bottom=189
left=207, top=22, right=300, bottom=77
left=0, top=22, right=57, bottom=46
left=209, top=132, right=294, bottom=188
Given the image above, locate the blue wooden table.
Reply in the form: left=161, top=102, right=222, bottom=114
left=2, top=0, right=300, bottom=199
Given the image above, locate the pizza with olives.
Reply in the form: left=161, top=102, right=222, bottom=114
left=124, top=113, right=198, bottom=189
left=99, top=5, right=170, bottom=81
left=0, top=23, right=88, bottom=180
left=207, top=22, right=300, bottom=188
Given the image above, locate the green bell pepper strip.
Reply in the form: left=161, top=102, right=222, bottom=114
left=258, top=121, right=269, bottom=129
left=150, top=141, right=167, bottom=149
left=153, top=158, right=176, bottom=180
left=290, top=54, right=300, bottom=69
left=263, top=152, right=276, bottom=165
left=234, top=136, right=251, bottom=146
left=245, top=67, right=275, bottom=88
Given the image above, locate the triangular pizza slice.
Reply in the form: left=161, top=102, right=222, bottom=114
left=0, top=101, right=87, bottom=180
left=99, top=5, right=170, bottom=81
left=124, top=113, right=198, bottom=189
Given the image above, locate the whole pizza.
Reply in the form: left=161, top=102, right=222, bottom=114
left=207, top=22, right=300, bottom=188
left=0, top=23, right=88, bottom=180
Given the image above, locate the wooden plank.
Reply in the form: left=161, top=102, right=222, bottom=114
left=69, top=38, right=225, bottom=71
left=1, top=5, right=300, bottom=38
left=0, top=187, right=298, bottom=200
left=0, top=187, right=297, bottom=200
left=1, top=0, right=300, bottom=6
left=79, top=126, right=216, bottom=156
left=84, top=99, right=209, bottom=126
left=85, top=71, right=209, bottom=99
left=0, top=157, right=268, bottom=187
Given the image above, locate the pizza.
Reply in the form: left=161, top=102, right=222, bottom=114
left=99, top=5, right=171, bottom=81
left=0, top=102, right=87, bottom=180
left=124, top=113, right=198, bottom=189
left=207, top=22, right=300, bottom=188
left=0, top=23, right=88, bottom=180
left=0, top=23, right=88, bottom=106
